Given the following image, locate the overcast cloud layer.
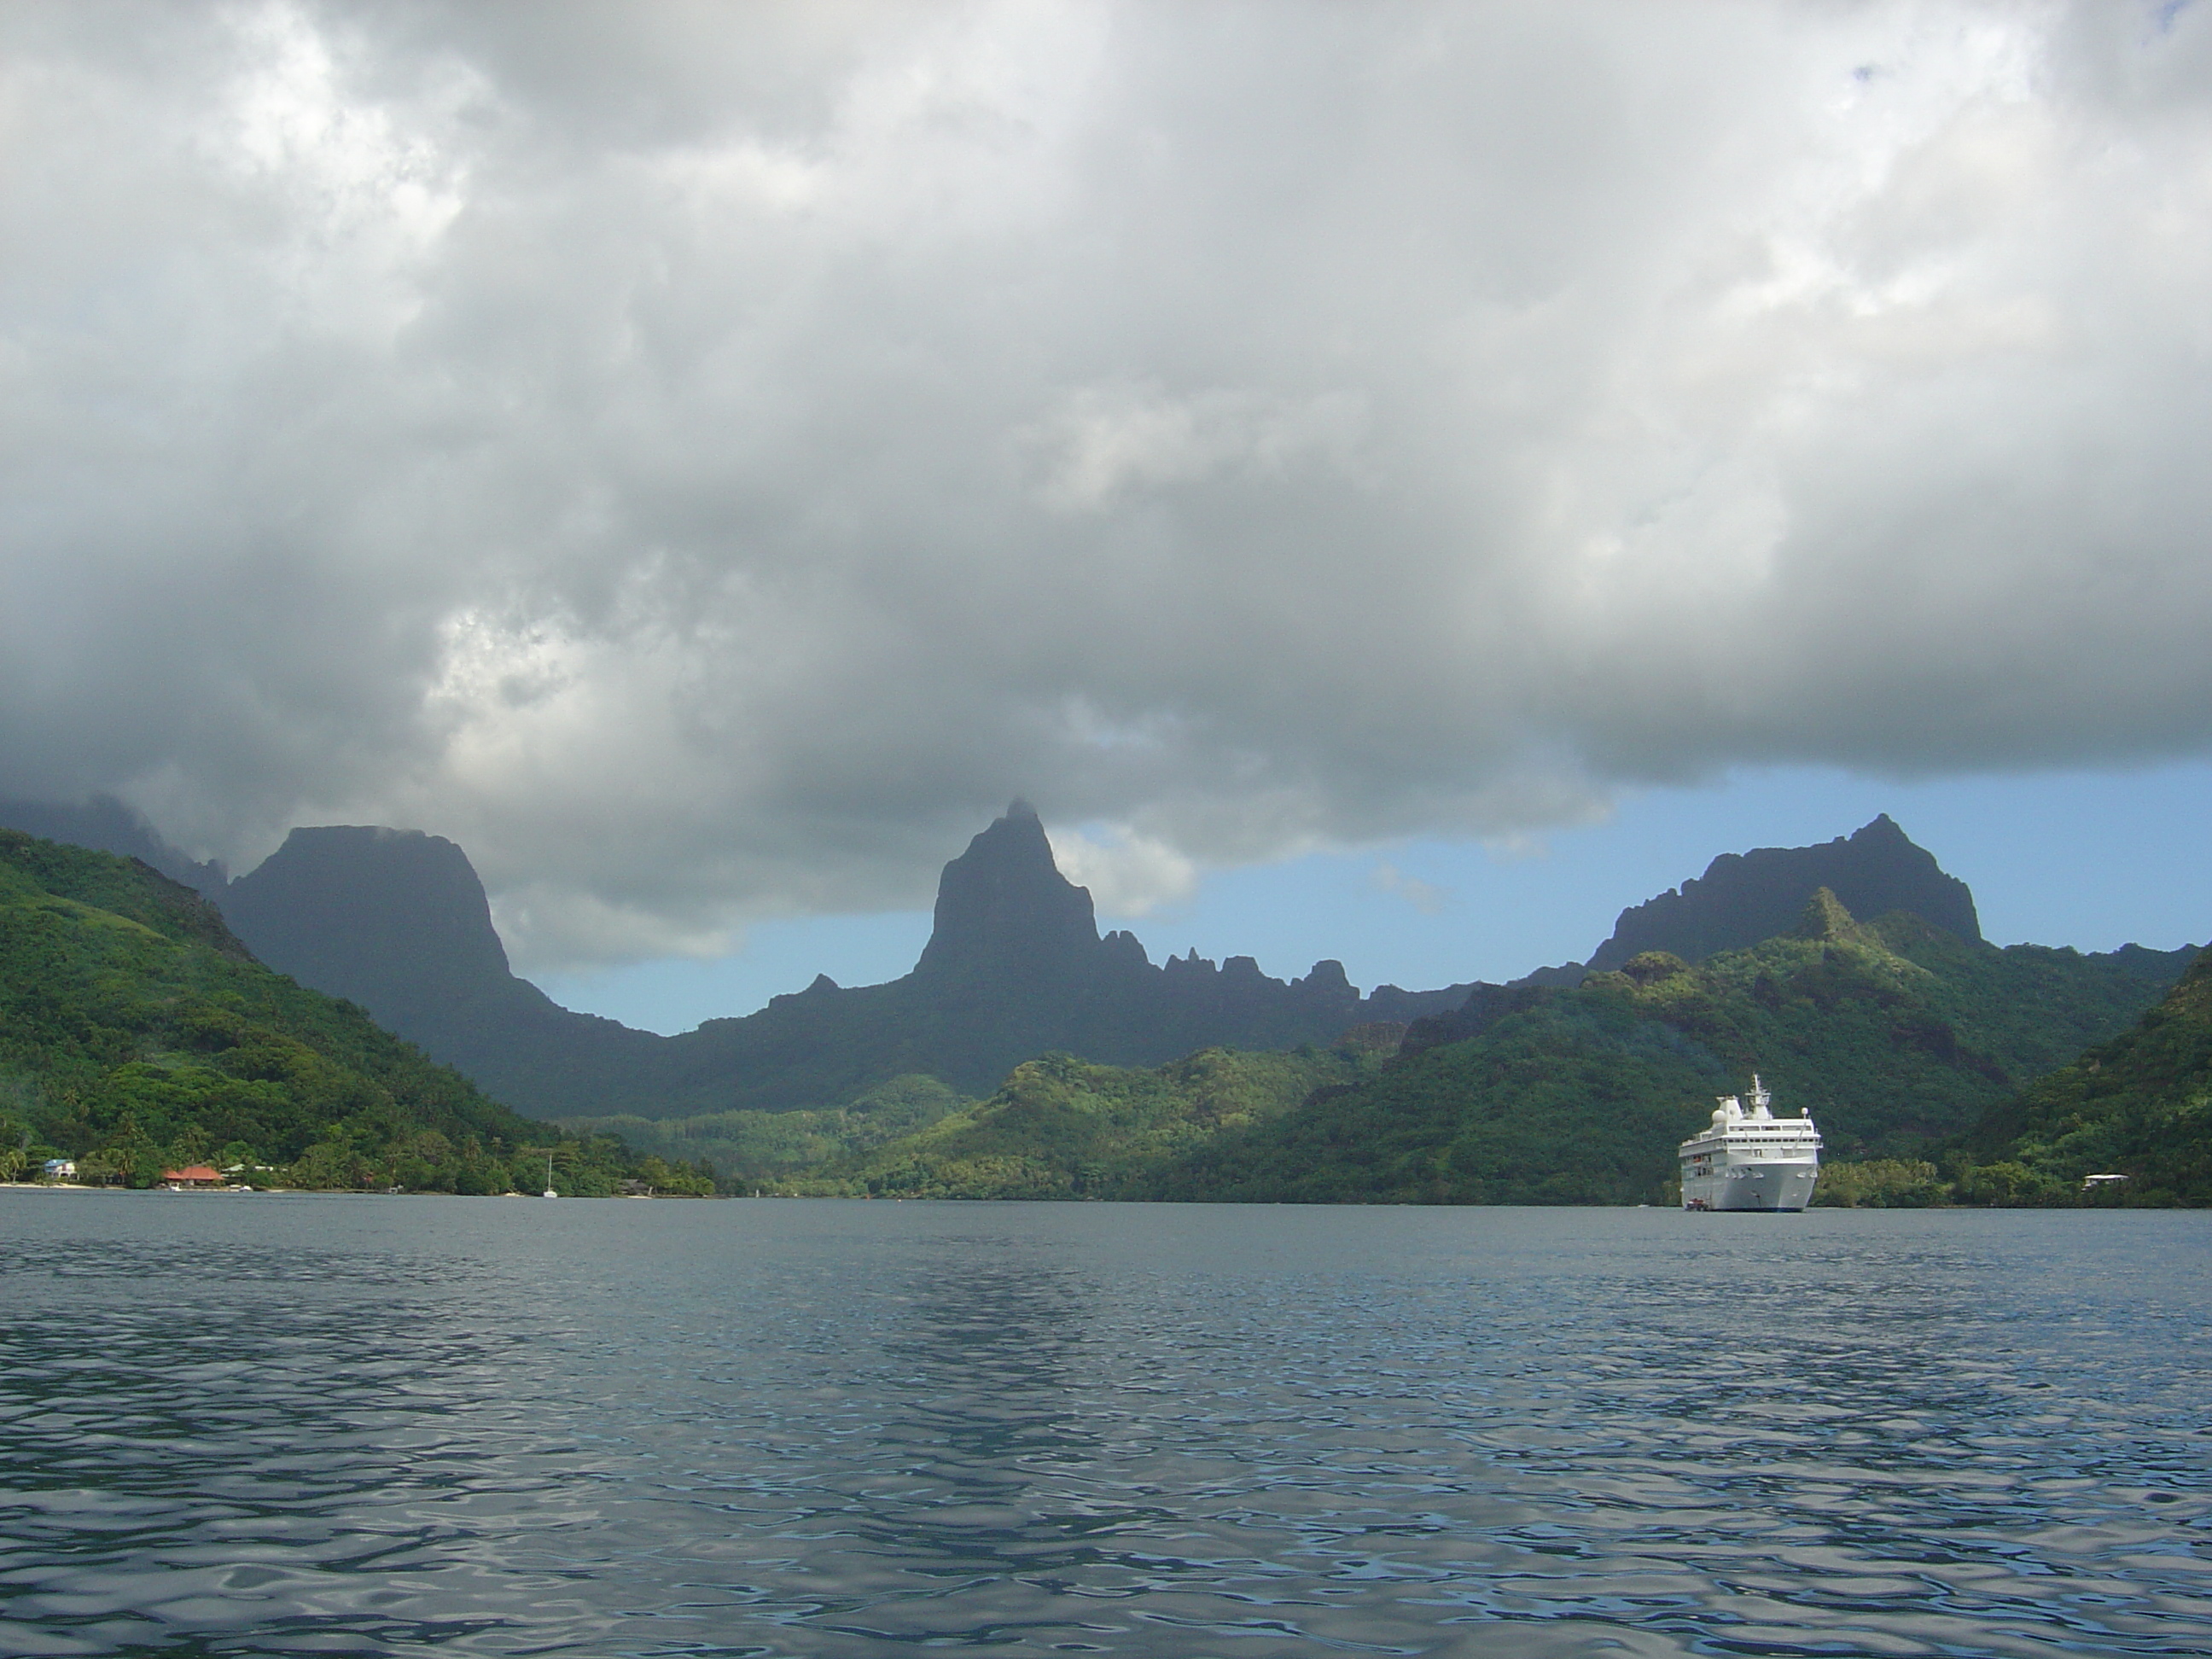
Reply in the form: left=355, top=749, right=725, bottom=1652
left=3, top=1, right=2209, bottom=970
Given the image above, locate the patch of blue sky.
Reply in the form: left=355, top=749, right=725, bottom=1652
left=535, top=910, right=932, bottom=1037
left=1105, top=761, right=2212, bottom=996
left=538, top=760, right=2212, bottom=1033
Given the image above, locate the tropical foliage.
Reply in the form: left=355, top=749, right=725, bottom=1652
left=777, top=893, right=2196, bottom=1207
left=1808, top=1159, right=1950, bottom=1208
left=567, top=1074, right=970, bottom=1190
left=9, top=826, right=2197, bottom=1208
left=0, top=830, right=702, bottom=1194
left=1965, top=948, right=2212, bottom=1205
left=783, top=1043, right=1394, bottom=1199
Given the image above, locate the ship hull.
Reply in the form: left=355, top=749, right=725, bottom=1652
left=1680, top=1161, right=1819, bottom=1213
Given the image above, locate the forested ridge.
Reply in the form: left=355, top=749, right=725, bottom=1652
left=0, top=830, right=706, bottom=1194
left=9, top=824, right=2201, bottom=1206
left=777, top=1038, right=1401, bottom=1200
left=740, top=892, right=2198, bottom=1206
left=1965, top=947, right=2212, bottom=1205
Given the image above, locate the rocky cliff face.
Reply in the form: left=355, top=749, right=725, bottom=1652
left=643, top=802, right=1460, bottom=1111
left=223, top=827, right=518, bottom=1010
left=1586, top=815, right=1981, bottom=972
left=2, top=795, right=2004, bottom=1126
left=219, top=826, right=659, bottom=1103
left=912, top=800, right=1102, bottom=986
left=174, top=800, right=1468, bottom=1119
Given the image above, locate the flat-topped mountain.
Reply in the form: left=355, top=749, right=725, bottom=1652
left=12, top=794, right=2166, bottom=1167
left=0, top=828, right=559, bottom=1190
left=1585, top=815, right=1980, bottom=972
left=218, top=825, right=661, bottom=1103
left=191, top=801, right=1472, bottom=1118
left=224, top=826, right=522, bottom=1015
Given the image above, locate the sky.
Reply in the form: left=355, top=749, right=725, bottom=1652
left=538, top=760, right=2212, bottom=1032
left=4, top=1, right=2210, bottom=1027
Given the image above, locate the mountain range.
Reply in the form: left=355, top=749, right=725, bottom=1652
left=0, top=829, right=630, bottom=1192
left=783, top=890, right=2197, bottom=1204
left=2, top=793, right=2203, bottom=1203
left=220, top=801, right=1473, bottom=1117
left=0, top=794, right=2192, bottom=1145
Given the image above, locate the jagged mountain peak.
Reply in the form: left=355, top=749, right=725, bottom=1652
left=1587, top=815, right=1980, bottom=971
left=195, top=803, right=1476, bottom=1116
left=911, top=800, right=1100, bottom=983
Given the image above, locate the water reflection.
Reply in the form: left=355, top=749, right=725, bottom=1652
left=0, top=1196, right=2205, bottom=1656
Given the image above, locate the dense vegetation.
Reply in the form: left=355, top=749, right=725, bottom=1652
left=9, top=824, right=2197, bottom=1209
left=770, top=894, right=2195, bottom=1206
left=783, top=1038, right=1400, bottom=1199
left=1152, top=894, right=2193, bottom=1204
left=0, top=830, right=707, bottom=1195
left=1567, top=896, right=2189, bottom=1151
left=569, top=1074, right=970, bottom=1190
left=1142, top=997, right=1717, bottom=1204
left=1964, top=948, right=2212, bottom=1205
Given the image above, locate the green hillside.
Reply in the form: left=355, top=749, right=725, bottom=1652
left=1552, top=894, right=2192, bottom=1157
left=1144, top=994, right=1717, bottom=1205
left=1967, top=949, right=2212, bottom=1205
left=568, top=1073, right=972, bottom=1190
left=1155, top=894, right=2194, bottom=1205
left=785, top=1038, right=1399, bottom=1199
left=14, top=825, right=2186, bottom=1208
left=0, top=830, right=681, bottom=1194
left=800, top=894, right=2194, bottom=1206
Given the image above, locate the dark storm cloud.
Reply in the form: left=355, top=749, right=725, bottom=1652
left=3, top=1, right=2209, bottom=968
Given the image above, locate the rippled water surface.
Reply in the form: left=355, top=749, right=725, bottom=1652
left=2, top=1195, right=2207, bottom=1656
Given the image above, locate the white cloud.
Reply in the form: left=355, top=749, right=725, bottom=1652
left=1371, top=862, right=1449, bottom=917
left=1031, top=383, right=1368, bottom=513
left=1046, top=824, right=1199, bottom=919
left=3, top=0, right=2210, bottom=970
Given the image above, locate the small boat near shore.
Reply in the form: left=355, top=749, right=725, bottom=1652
left=1679, top=1074, right=1821, bottom=1212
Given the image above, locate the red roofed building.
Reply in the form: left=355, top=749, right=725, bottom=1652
left=161, top=1166, right=224, bottom=1188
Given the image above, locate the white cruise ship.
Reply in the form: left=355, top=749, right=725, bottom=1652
left=1679, top=1075, right=1821, bottom=1212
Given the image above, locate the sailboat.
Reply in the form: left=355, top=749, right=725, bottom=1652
left=543, top=1155, right=557, bottom=1199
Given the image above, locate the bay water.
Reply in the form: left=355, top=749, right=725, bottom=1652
left=2, top=1193, right=2206, bottom=1656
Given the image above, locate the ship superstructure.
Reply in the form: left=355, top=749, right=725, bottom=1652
left=1678, top=1075, right=1821, bottom=1212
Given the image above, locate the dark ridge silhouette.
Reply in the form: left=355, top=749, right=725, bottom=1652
left=224, top=827, right=515, bottom=1004
left=220, top=826, right=661, bottom=1102
left=0, top=828, right=555, bottom=1184
left=635, top=802, right=1473, bottom=1116
left=912, top=799, right=1097, bottom=983
left=204, top=801, right=1474, bottom=1120
left=1585, top=814, right=1980, bottom=971
left=0, top=794, right=229, bottom=897
left=1399, top=824, right=1982, bottom=1061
